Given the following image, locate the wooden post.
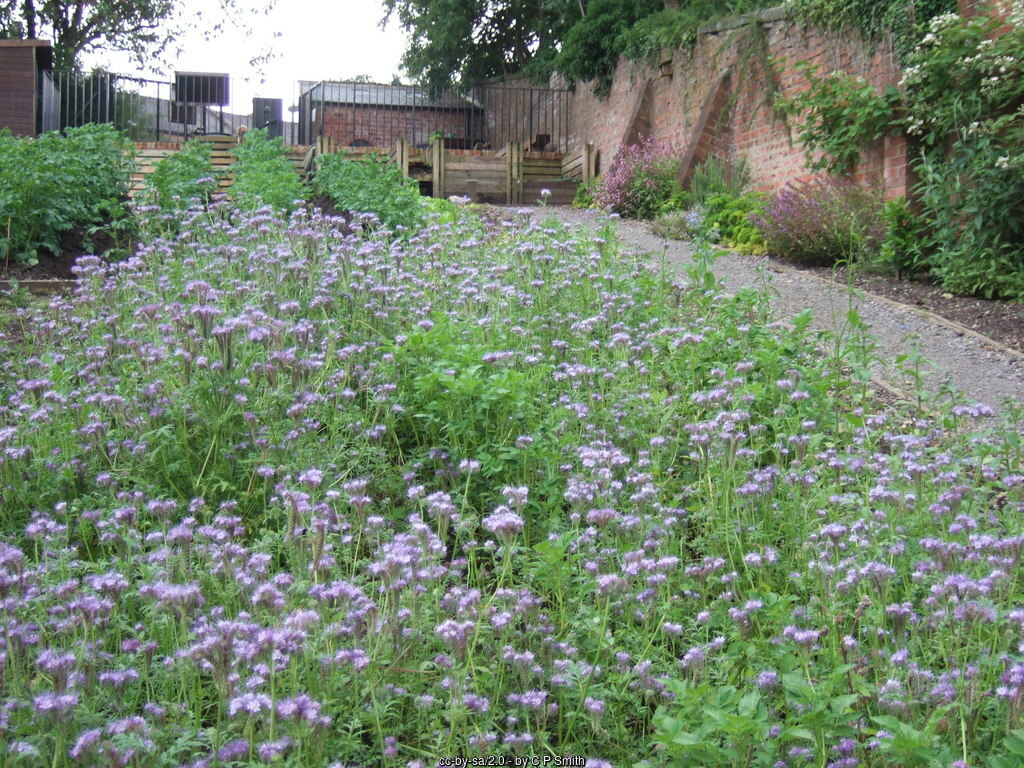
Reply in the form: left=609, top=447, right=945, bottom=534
left=316, top=135, right=334, bottom=156
left=431, top=137, right=445, bottom=198
left=505, top=141, right=522, bottom=204
left=584, top=142, right=596, bottom=183
left=395, top=138, right=410, bottom=178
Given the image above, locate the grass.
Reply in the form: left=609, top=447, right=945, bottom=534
left=0, top=199, right=1021, bottom=767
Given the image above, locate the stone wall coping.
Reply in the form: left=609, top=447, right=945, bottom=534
left=699, top=5, right=789, bottom=35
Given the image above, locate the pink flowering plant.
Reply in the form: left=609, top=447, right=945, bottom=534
left=594, top=134, right=682, bottom=219
left=0, top=197, right=1020, bottom=766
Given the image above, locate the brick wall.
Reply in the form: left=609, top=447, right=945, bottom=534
left=315, top=105, right=479, bottom=149
left=958, top=0, right=1015, bottom=20
left=0, top=44, right=41, bottom=136
left=567, top=7, right=910, bottom=198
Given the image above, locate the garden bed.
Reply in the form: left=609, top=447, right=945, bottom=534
left=1, top=201, right=1023, bottom=765
left=803, top=264, right=1024, bottom=354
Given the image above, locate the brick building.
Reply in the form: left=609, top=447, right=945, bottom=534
left=297, top=82, right=485, bottom=149
left=0, top=40, right=53, bottom=136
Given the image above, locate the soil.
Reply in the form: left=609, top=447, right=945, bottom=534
left=804, top=265, right=1024, bottom=355
left=0, top=223, right=127, bottom=282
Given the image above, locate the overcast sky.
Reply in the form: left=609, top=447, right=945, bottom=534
left=82, top=1, right=407, bottom=116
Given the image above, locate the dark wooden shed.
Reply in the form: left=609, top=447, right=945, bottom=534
left=0, top=40, right=53, bottom=136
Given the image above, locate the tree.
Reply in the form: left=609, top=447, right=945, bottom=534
left=1, top=0, right=174, bottom=69
left=555, top=0, right=660, bottom=92
left=0, top=0, right=276, bottom=71
left=380, top=0, right=588, bottom=90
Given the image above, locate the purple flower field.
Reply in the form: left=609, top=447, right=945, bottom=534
left=0, top=200, right=1022, bottom=766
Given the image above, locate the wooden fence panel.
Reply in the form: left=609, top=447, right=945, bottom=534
left=130, top=136, right=585, bottom=205
left=446, top=152, right=506, bottom=202
left=431, top=137, right=446, bottom=198
left=131, top=136, right=309, bottom=199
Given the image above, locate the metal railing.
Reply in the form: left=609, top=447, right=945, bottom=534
left=40, top=70, right=299, bottom=143
left=296, top=81, right=572, bottom=152
left=35, top=72, right=572, bottom=151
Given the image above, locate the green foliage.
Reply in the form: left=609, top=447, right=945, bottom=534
left=621, top=1, right=774, bottom=63
left=701, top=192, right=767, bottom=254
left=651, top=680, right=775, bottom=767
left=651, top=207, right=703, bottom=240
left=144, top=140, right=217, bottom=211
left=0, top=0, right=177, bottom=69
left=688, top=155, right=752, bottom=204
left=312, top=152, right=425, bottom=234
left=421, top=196, right=462, bottom=225
left=902, top=10, right=1024, bottom=299
left=381, top=0, right=586, bottom=89
left=649, top=662, right=867, bottom=768
left=555, top=0, right=661, bottom=95
left=0, top=123, right=133, bottom=266
left=786, top=0, right=957, bottom=61
left=875, top=197, right=927, bottom=276
left=780, top=63, right=901, bottom=174
left=385, top=314, right=556, bottom=504
left=572, top=178, right=599, bottom=209
left=229, top=128, right=306, bottom=214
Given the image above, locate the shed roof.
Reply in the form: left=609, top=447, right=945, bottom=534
left=0, top=38, right=53, bottom=68
left=301, top=81, right=481, bottom=110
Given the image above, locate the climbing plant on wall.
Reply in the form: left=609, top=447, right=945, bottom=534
left=785, top=0, right=958, bottom=59
left=902, top=9, right=1024, bottom=299
left=779, top=63, right=902, bottom=174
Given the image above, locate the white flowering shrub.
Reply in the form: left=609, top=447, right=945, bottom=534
left=903, top=11, right=1024, bottom=298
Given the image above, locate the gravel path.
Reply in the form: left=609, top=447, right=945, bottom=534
left=537, top=206, right=1024, bottom=413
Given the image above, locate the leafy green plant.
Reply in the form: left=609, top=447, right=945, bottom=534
left=421, top=196, right=461, bottom=225
left=0, top=123, right=134, bottom=266
left=311, top=152, right=425, bottom=234
left=572, top=178, right=599, bottom=209
left=144, top=139, right=217, bottom=211
left=688, top=155, right=752, bottom=204
left=229, top=127, right=306, bottom=214
left=780, top=63, right=901, bottom=174
left=555, top=0, right=661, bottom=96
left=650, top=680, right=775, bottom=767
left=702, top=192, right=767, bottom=254
left=620, top=1, right=777, bottom=65
left=651, top=207, right=704, bottom=240
left=874, top=197, right=928, bottom=277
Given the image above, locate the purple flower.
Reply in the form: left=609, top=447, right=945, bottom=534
left=482, top=506, right=525, bottom=540
left=228, top=692, right=272, bottom=718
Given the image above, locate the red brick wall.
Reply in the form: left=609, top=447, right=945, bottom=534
left=567, top=8, right=909, bottom=198
left=958, top=0, right=1014, bottom=20
left=314, top=105, right=477, bottom=149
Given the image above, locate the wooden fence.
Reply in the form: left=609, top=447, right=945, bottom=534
left=131, top=134, right=597, bottom=205
left=130, top=135, right=308, bottom=199
left=313, top=137, right=596, bottom=205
